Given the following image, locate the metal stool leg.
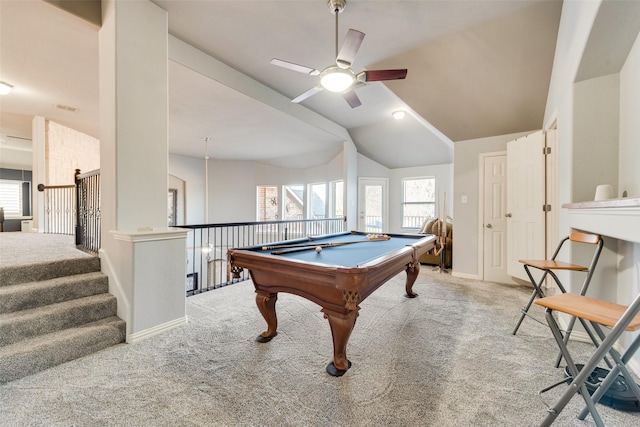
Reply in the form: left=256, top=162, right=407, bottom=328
left=513, top=266, right=547, bottom=335
left=576, top=330, right=640, bottom=420
left=539, top=293, right=640, bottom=426
left=540, top=309, right=605, bottom=427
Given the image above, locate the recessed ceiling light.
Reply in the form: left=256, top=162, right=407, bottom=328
left=392, top=110, right=406, bottom=120
left=0, top=81, right=14, bottom=95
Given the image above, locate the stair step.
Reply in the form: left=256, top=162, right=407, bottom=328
left=0, top=272, right=109, bottom=314
left=0, top=257, right=101, bottom=287
left=0, top=316, right=126, bottom=384
left=0, top=293, right=117, bottom=347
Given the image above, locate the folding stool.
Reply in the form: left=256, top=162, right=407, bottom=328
left=512, top=232, right=603, bottom=350
left=535, top=292, right=640, bottom=426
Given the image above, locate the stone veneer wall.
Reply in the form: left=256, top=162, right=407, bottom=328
left=45, top=121, right=99, bottom=185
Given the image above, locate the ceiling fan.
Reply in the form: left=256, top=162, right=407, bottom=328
left=270, top=0, right=407, bottom=108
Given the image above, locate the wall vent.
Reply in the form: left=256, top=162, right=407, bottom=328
left=54, top=104, right=79, bottom=113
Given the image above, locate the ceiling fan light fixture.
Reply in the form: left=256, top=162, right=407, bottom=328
left=320, top=67, right=354, bottom=93
left=392, top=110, right=406, bottom=120
left=0, top=81, right=14, bottom=95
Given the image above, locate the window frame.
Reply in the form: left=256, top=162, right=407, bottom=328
left=401, top=176, right=436, bottom=229
left=329, top=179, right=344, bottom=219
left=0, top=179, right=24, bottom=217
left=307, top=182, right=327, bottom=220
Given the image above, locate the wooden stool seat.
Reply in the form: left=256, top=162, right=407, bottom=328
left=535, top=293, right=640, bottom=331
left=518, top=259, right=588, bottom=271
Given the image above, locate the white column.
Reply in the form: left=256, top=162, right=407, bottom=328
left=99, top=0, right=186, bottom=340
left=31, top=116, right=46, bottom=232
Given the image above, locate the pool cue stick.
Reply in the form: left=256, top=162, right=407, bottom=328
left=439, top=192, right=448, bottom=271
left=264, top=235, right=390, bottom=251
left=271, top=236, right=390, bottom=255
left=433, top=190, right=444, bottom=257
left=261, top=240, right=320, bottom=250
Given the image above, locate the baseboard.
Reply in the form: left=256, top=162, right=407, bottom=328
left=451, top=271, right=480, bottom=280
left=127, top=316, right=187, bottom=344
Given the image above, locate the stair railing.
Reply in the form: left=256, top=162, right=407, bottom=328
left=38, top=168, right=101, bottom=255
left=37, top=180, right=76, bottom=236
left=75, top=169, right=101, bottom=254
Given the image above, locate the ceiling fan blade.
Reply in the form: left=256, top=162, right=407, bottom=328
left=342, top=89, right=361, bottom=108
left=361, top=69, right=408, bottom=81
left=336, top=29, right=365, bottom=68
left=291, top=86, right=323, bottom=103
left=270, top=59, right=320, bottom=76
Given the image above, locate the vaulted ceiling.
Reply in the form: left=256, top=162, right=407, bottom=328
left=0, top=0, right=563, bottom=169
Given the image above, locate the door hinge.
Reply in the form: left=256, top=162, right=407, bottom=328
left=542, top=204, right=552, bottom=212
left=543, top=146, right=551, bottom=155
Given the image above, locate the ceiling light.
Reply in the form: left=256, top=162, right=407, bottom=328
left=0, top=81, right=14, bottom=95
left=320, top=66, right=354, bottom=93
left=392, top=110, right=406, bottom=120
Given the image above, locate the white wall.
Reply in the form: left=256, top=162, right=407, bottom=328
left=169, top=154, right=205, bottom=225
left=0, top=147, right=31, bottom=170
left=573, top=74, right=620, bottom=202
left=452, top=131, right=532, bottom=277
left=619, top=31, right=640, bottom=199
left=45, top=121, right=100, bottom=185
left=168, top=153, right=348, bottom=224
left=357, top=153, right=389, bottom=178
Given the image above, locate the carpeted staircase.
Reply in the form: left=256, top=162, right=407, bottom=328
left=0, top=257, right=125, bottom=384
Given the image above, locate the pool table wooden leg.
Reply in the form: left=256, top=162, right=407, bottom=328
left=255, top=291, right=278, bottom=343
left=404, top=261, right=420, bottom=298
left=322, top=308, right=359, bottom=376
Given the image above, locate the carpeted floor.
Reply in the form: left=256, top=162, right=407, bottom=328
left=0, top=233, right=91, bottom=267
left=1, top=256, right=639, bottom=426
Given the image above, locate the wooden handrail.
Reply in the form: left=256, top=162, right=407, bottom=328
left=37, top=183, right=75, bottom=191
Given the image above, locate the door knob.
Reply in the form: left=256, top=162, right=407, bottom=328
left=486, top=223, right=493, bottom=229
left=505, top=213, right=512, bottom=218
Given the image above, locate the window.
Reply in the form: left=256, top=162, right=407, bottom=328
left=402, top=177, right=435, bottom=228
left=283, top=184, right=304, bottom=220
left=257, top=185, right=279, bottom=220
left=308, top=182, right=327, bottom=219
left=330, top=180, right=344, bottom=218
left=0, top=179, right=24, bottom=217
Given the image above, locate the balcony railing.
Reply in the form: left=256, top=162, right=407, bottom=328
left=179, top=217, right=347, bottom=296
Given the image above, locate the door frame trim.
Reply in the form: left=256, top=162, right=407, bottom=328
left=478, top=150, right=506, bottom=281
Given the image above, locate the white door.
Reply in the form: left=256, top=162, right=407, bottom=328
left=358, top=178, right=388, bottom=232
left=483, top=154, right=511, bottom=284
left=506, top=131, right=546, bottom=281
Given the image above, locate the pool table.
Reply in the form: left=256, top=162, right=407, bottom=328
left=227, top=230, right=436, bottom=376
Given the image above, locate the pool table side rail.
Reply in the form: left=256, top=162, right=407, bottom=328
left=232, top=231, right=356, bottom=252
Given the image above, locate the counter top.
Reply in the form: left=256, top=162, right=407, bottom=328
left=563, top=196, right=640, bottom=244
left=563, top=196, right=640, bottom=210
